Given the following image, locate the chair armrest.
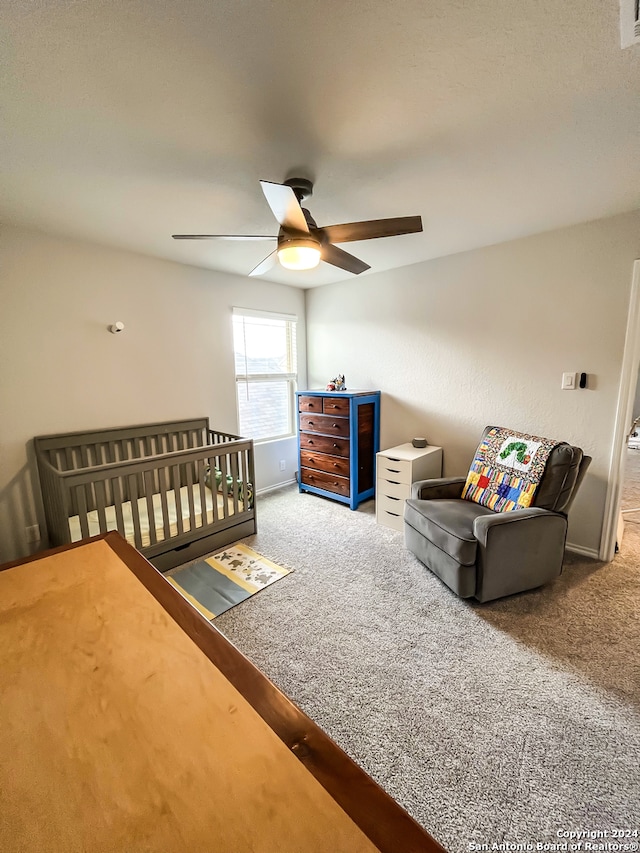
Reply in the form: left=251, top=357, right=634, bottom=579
left=473, top=507, right=561, bottom=547
left=472, top=507, right=568, bottom=602
left=411, top=477, right=466, bottom=500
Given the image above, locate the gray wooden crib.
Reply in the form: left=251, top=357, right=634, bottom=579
left=35, top=418, right=256, bottom=571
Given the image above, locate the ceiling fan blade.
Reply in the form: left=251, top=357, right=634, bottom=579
left=259, top=181, right=309, bottom=233
left=322, top=243, right=371, bottom=275
left=248, top=249, right=279, bottom=277
left=172, top=234, right=275, bottom=240
left=321, top=215, right=423, bottom=244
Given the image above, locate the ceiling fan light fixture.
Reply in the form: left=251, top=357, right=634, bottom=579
left=277, top=237, right=321, bottom=271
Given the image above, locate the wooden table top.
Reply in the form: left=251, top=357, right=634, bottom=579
left=0, top=533, right=444, bottom=853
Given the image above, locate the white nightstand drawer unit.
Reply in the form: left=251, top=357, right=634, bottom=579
left=376, top=443, right=443, bottom=531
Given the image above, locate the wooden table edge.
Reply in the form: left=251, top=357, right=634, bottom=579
left=1, top=532, right=446, bottom=853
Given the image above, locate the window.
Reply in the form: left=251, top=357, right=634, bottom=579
left=233, top=308, right=298, bottom=442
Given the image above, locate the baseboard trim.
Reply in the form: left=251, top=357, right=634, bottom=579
left=256, top=478, right=297, bottom=496
left=565, top=542, right=600, bottom=560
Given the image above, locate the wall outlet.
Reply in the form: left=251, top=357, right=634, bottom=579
left=279, top=460, right=286, bottom=472
left=25, top=524, right=40, bottom=543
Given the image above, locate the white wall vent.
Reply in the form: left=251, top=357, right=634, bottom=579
left=620, top=0, right=640, bottom=47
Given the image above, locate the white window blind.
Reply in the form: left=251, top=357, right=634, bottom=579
left=232, top=309, right=298, bottom=442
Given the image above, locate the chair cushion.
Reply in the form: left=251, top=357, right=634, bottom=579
left=404, top=498, right=494, bottom=566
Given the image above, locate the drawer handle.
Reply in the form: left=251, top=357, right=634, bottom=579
left=387, top=457, right=401, bottom=462
left=333, top=443, right=339, bottom=448
left=332, top=423, right=339, bottom=428
left=308, top=420, right=314, bottom=425
left=385, top=510, right=400, bottom=518
left=307, top=440, right=314, bottom=445
left=387, top=468, right=401, bottom=473
left=388, top=480, right=401, bottom=485
left=387, top=496, right=401, bottom=501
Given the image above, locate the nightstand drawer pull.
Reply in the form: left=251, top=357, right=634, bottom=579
left=385, top=510, right=400, bottom=517
left=387, top=468, right=401, bottom=473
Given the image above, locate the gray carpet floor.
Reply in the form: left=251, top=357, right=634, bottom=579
left=210, top=472, right=640, bottom=852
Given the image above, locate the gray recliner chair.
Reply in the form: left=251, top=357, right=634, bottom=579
left=404, top=426, right=591, bottom=602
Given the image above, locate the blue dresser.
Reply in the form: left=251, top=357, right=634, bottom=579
left=296, top=390, right=381, bottom=510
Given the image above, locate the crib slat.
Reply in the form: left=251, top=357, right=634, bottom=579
left=75, top=485, right=90, bottom=540
left=94, top=480, right=108, bottom=533
left=143, top=470, right=157, bottom=546
left=128, top=474, right=143, bottom=551
left=158, top=466, right=171, bottom=540
left=111, top=477, right=126, bottom=538
left=171, top=465, right=185, bottom=535
left=218, top=454, right=229, bottom=519
left=244, top=448, right=253, bottom=510
left=78, top=444, right=89, bottom=469
left=185, top=462, right=197, bottom=527
left=208, top=458, right=219, bottom=525
left=197, top=458, right=209, bottom=528
left=229, top=452, right=240, bottom=515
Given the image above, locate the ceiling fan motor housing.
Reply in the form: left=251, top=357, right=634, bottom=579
left=283, top=177, right=314, bottom=202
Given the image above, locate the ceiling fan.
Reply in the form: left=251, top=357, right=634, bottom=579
left=172, top=177, right=423, bottom=276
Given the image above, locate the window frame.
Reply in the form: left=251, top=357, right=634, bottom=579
left=232, top=308, right=298, bottom=444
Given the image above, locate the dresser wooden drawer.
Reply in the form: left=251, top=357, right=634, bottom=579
left=377, top=477, right=411, bottom=501
left=300, top=467, right=350, bottom=497
left=301, top=450, right=350, bottom=478
left=377, top=457, right=412, bottom=484
left=376, top=493, right=405, bottom=531
left=322, top=397, right=350, bottom=416
left=299, top=413, right=350, bottom=438
left=299, top=433, right=350, bottom=458
left=298, top=396, right=322, bottom=413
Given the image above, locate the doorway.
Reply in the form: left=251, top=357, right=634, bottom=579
left=601, top=260, right=640, bottom=560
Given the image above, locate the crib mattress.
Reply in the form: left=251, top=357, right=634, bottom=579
left=68, top=485, right=243, bottom=548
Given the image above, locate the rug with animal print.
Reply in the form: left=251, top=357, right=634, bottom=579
left=167, top=543, right=292, bottom=619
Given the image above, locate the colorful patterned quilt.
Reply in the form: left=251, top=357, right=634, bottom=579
left=462, top=426, right=562, bottom=512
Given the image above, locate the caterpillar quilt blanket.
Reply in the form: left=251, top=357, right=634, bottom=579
left=462, top=426, right=562, bottom=512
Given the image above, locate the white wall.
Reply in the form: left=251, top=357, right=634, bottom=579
left=306, top=210, right=640, bottom=556
left=0, top=225, right=306, bottom=562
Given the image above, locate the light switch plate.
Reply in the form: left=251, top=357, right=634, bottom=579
left=561, top=372, right=576, bottom=390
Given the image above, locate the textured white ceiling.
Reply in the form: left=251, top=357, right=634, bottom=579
left=1, top=0, right=639, bottom=287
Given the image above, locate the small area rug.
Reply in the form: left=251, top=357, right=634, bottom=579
left=167, top=543, right=292, bottom=620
